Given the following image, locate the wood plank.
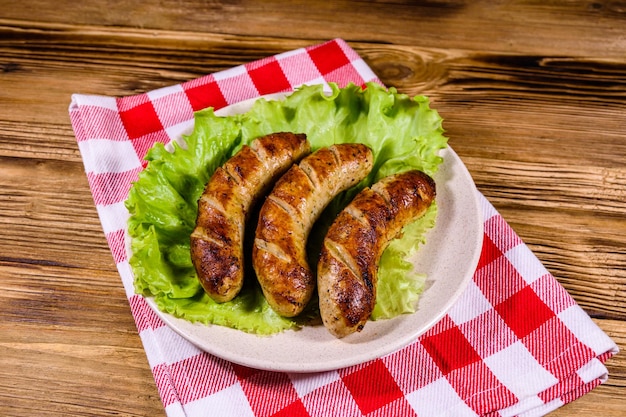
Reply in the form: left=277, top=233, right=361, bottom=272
left=550, top=384, right=626, bottom=417
left=0, top=253, right=164, bottom=415
left=0, top=156, right=112, bottom=269
left=1, top=1, right=625, bottom=57
left=0, top=327, right=163, bottom=416
left=2, top=23, right=625, bottom=161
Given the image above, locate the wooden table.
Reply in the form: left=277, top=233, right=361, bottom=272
left=1, top=1, right=624, bottom=415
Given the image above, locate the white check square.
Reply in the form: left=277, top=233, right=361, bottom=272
left=184, top=382, right=255, bottom=417
left=558, top=304, right=618, bottom=356
left=78, top=139, right=141, bottom=174
left=406, top=377, right=477, bottom=417
left=484, top=341, right=558, bottom=398
left=505, top=244, right=549, bottom=285
left=447, top=280, right=493, bottom=324
left=288, top=370, right=340, bottom=398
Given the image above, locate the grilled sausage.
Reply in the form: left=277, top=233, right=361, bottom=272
left=317, top=170, right=436, bottom=338
left=191, top=132, right=310, bottom=303
left=253, top=143, right=374, bottom=317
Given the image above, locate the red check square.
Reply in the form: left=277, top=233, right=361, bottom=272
left=495, top=286, right=555, bottom=339
left=474, top=254, right=527, bottom=306
left=307, top=40, right=351, bottom=75
left=421, top=325, right=482, bottom=375
left=475, top=233, right=502, bottom=270
left=118, top=100, right=163, bottom=139
left=525, top=317, right=595, bottom=380
left=232, top=363, right=260, bottom=380
left=86, top=168, right=141, bottom=206
left=537, top=367, right=584, bottom=404
left=129, top=294, right=164, bottom=333
left=341, top=359, right=403, bottom=415
left=152, top=363, right=181, bottom=407
left=131, top=130, right=172, bottom=164
left=74, top=105, right=128, bottom=142
left=300, top=379, right=362, bottom=416
left=560, top=379, right=602, bottom=404
left=169, top=353, right=238, bottom=404
left=446, top=361, right=517, bottom=415
left=531, top=273, right=576, bottom=314
left=271, top=399, right=310, bottom=417
left=459, top=309, right=518, bottom=358
left=367, top=397, right=417, bottom=417
left=105, top=229, right=127, bottom=264
left=184, top=80, right=228, bottom=112
left=384, top=339, right=443, bottom=392
left=484, top=214, right=523, bottom=253
left=322, top=64, right=367, bottom=88
left=238, top=370, right=301, bottom=417
left=247, top=59, right=292, bottom=95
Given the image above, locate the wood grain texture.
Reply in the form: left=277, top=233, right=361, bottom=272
left=0, top=0, right=624, bottom=415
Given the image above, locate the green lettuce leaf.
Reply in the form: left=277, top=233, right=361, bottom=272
left=125, top=82, right=447, bottom=334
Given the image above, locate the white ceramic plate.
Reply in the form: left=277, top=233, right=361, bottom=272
left=146, top=94, right=483, bottom=373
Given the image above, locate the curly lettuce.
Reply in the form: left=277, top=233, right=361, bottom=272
left=125, top=82, right=447, bottom=334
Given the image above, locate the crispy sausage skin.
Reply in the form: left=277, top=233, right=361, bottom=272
left=191, top=132, right=311, bottom=303
left=317, top=170, right=436, bottom=338
left=253, top=144, right=374, bottom=317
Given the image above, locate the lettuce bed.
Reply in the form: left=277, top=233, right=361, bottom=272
left=125, top=82, right=448, bottom=334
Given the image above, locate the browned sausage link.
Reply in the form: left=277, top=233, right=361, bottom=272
left=317, top=170, right=436, bottom=338
left=253, top=143, right=374, bottom=317
left=190, top=132, right=311, bottom=303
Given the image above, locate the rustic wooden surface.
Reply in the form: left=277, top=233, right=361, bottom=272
left=1, top=1, right=624, bottom=415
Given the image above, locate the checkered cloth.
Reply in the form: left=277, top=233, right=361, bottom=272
left=69, top=39, right=617, bottom=417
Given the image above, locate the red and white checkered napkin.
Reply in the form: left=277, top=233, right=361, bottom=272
left=69, top=39, right=617, bottom=417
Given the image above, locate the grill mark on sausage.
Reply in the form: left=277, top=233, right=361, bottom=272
left=253, top=238, right=291, bottom=262
left=191, top=132, right=311, bottom=303
left=318, top=170, right=436, bottom=338
left=253, top=143, right=374, bottom=317
left=266, top=193, right=298, bottom=218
